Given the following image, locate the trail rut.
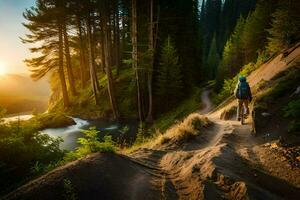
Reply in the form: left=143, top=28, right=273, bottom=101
left=129, top=89, right=300, bottom=200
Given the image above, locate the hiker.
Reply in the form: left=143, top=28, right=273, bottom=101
left=234, top=76, right=252, bottom=121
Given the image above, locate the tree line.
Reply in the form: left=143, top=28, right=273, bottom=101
left=23, top=0, right=202, bottom=123
left=23, top=0, right=300, bottom=123
left=200, top=0, right=300, bottom=90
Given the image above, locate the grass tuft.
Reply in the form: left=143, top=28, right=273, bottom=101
left=159, top=113, right=211, bottom=145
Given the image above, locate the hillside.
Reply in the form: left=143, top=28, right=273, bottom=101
left=4, top=44, right=300, bottom=200
left=0, top=74, right=50, bottom=114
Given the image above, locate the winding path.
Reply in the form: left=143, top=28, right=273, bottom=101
left=199, top=90, right=213, bottom=115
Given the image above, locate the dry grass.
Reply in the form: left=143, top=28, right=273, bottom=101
left=156, top=113, right=211, bottom=145
left=123, top=113, right=211, bottom=154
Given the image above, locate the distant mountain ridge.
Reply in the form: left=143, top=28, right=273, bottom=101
left=0, top=73, right=50, bottom=114
left=0, top=73, right=50, bottom=97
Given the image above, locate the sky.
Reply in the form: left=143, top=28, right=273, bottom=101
left=0, top=0, right=36, bottom=75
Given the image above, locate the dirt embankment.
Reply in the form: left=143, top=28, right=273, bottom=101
left=3, top=44, right=300, bottom=200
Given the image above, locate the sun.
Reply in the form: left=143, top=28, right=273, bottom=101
left=0, top=61, right=7, bottom=76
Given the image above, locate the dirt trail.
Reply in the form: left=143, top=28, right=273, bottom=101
left=130, top=90, right=300, bottom=199
left=200, top=90, right=213, bottom=115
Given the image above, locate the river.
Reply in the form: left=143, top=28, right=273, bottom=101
left=3, top=115, right=137, bottom=151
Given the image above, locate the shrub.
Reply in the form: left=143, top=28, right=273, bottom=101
left=32, top=112, right=75, bottom=130
left=284, top=99, right=300, bottom=118
left=288, top=121, right=300, bottom=135
left=0, top=121, right=64, bottom=194
left=64, top=127, right=116, bottom=162
left=134, top=123, right=146, bottom=145
left=63, top=179, right=77, bottom=200
left=284, top=99, right=300, bottom=135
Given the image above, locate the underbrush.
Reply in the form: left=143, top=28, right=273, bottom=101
left=125, top=114, right=211, bottom=154
left=255, top=67, right=300, bottom=107
left=153, top=87, right=203, bottom=132
left=284, top=99, right=300, bottom=135
left=254, top=67, right=300, bottom=136
left=124, top=88, right=203, bottom=152
left=50, top=68, right=136, bottom=119
left=30, top=112, right=75, bottom=130
left=63, top=127, right=116, bottom=162
left=0, top=119, right=64, bottom=195
left=0, top=109, right=118, bottom=196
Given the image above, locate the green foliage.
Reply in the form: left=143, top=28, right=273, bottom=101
left=0, top=121, right=64, bottom=194
left=287, top=121, right=300, bottom=135
left=242, top=0, right=278, bottom=63
left=31, top=112, right=75, bottom=130
left=214, top=52, right=269, bottom=105
left=206, top=35, right=220, bottom=80
left=64, top=127, right=116, bottom=162
left=31, top=161, right=43, bottom=175
left=51, top=68, right=136, bottom=119
left=63, top=179, right=78, bottom=200
left=155, top=88, right=202, bottom=132
left=216, top=0, right=278, bottom=90
left=119, top=126, right=129, bottom=135
left=156, top=36, right=183, bottom=109
left=135, top=123, right=146, bottom=145
left=260, top=74, right=299, bottom=103
left=213, top=78, right=237, bottom=105
left=134, top=123, right=154, bottom=145
left=284, top=99, right=300, bottom=118
left=284, top=99, right=300, bottom=135
left=267, top=0, right=300, bottom=54
left=218, top=16, right=246, bottom=80
left=254, top=68, right=300, bottom=136
left=123, top=59, right=133, bottom=66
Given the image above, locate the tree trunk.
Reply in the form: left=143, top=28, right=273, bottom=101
left=63, top=22, right=77, bottom=96
left=115, top=0, right=121, bottom=75
left=100, top=25, right=106, bottom=73
left=132, top=0, right=143, bottom=122
left=58, top=22, right=70, bottom=108
left=146, top=0, right=154, bottom=122
left=76, top=15, right=87, bottom=89
left=90, top=17, right=101, bottom=92
left=102, top=9, right=120, bottom=120
left=86, top=15, right=99, bottom=105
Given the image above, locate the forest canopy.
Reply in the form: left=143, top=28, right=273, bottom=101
left=21, top=0, right=300, bottom=122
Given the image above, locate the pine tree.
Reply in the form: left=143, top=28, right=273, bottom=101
left=156, top=36, right=183, bottom=109
left=218, top=0, right=256, bottom=55
left=216, top=16, right=246, bottom=87
left=242, top=0, right=278, bottom=63
left=267, top=0, right=300, bottom=54
left=206, top=35, right=220, bottom=80
left=22, top=0, right=70, bottom=108
left=202, top=0, right=222, bottom=63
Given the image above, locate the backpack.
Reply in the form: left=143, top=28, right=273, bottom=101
left=237, top=82, right=249, bottom=99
